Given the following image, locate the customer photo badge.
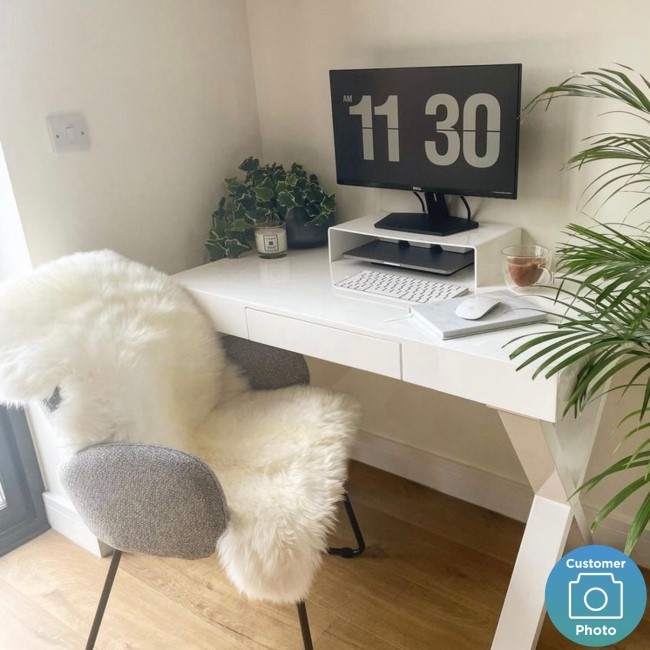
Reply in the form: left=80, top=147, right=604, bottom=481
left=545, top=545, right=647, bottom=646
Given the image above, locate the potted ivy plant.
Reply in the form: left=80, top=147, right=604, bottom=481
left=511, top=65, right=650, bottom=553
left=205, top=157, right=336, bottom=261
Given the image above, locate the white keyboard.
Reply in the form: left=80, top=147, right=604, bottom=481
left=335, top=269, right=468, bottom=304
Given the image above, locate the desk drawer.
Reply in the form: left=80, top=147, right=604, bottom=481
left=246, top=309, right=401, bottom=379
left=401, top=340, right=559, bottom=422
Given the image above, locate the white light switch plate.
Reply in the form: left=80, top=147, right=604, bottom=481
left=46, top=113, right=91, bottom=153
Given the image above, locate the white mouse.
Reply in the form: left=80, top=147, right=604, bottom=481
left=455, top=296, right=501, bottom=320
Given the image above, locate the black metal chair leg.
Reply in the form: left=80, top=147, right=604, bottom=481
left=328, top=492, right=366, bottom=558
left=296, top=600, right=314, bottom=650
left=86, top=549, right=122, bottom=650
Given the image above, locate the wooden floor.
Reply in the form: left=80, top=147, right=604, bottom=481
left=1, top=461, right=648, bottom=649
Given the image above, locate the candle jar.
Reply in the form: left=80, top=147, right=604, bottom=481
left=254, top=222, right=288, bottom=259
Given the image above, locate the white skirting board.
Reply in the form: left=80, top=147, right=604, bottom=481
left=42, top=491, right=111, bottom=557
left=351, top=429, right=650, bottom=568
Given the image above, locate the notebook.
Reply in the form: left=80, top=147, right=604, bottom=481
left=410, top=290, right=547, bottom=340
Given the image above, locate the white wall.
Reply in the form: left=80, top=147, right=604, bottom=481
left=0, top=0, right=262, bottom=552
left=0, top=142, right=31, bottom=281
left=246, top=0, right=650, bottom=539
left=0, top=0, right=261, bottom=274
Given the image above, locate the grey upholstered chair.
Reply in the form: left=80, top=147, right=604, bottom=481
left=59, top=335, right=365, bottom=650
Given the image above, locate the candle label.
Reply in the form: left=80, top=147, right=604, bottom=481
left=262, top=234, right=279, bottom=252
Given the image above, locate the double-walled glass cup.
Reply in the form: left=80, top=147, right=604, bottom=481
left=502, top=245, right=552, bottom=292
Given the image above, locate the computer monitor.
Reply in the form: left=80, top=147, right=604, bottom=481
left=329, top=64, right=522, bottom=236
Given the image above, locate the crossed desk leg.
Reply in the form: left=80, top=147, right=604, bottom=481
left=491, top=397, right=605, bottom=650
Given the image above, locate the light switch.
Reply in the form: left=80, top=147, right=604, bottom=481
left=46, top=113, right=91, bottom=153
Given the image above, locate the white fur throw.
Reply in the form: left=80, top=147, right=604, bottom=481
left=189, top=386, right=358, bottom=602
left=0, top=250, right=231, bottom=450
left=0, top=251, right=360, bottom=603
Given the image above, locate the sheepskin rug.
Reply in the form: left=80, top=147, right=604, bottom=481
left=188, top=386, right=359, bottom=602
left=0, top=250, right=360, bottom=603
left=0, top=249, right=233, bottom=450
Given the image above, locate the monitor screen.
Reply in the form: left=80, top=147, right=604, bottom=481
left=329, top=64, right=522, bottom=199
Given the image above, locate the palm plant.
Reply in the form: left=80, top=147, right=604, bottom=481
left=511, top=66, right=650, bottom=553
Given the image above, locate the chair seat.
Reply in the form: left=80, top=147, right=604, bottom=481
left=188, top=384, right=360, bottom=603
left=59, top=443, right=230, bottom=560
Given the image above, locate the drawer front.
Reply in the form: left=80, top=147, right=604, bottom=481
left=401, top=340, right=558, bottom=422
left=246, top=309, right=401, bottom=379
left=189, top=291, right=248, bottom=337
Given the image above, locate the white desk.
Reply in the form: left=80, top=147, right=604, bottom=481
left=175, top=248, right=603, bottom=650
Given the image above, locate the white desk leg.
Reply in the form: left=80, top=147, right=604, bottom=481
left=491, top=405, right=603, bottom=650
left=491, top=475, right=572, bottom=649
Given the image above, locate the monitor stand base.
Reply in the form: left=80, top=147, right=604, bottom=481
left=375, top=212, right=479, bottom=237
left=375, top=192, right=479, bottom=237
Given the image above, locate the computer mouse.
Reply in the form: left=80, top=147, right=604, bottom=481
left=455, top=296, right=501, bottom=320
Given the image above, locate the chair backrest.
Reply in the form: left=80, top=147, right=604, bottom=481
left=59, top=443, right=229, bottom=559
left=222, top=335, right=310, bottom=390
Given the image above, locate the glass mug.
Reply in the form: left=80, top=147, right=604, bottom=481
left=502, top=245, right=553, bottom=292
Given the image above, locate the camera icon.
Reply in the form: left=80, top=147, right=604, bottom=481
left=569, top=573, right=624, bottom=619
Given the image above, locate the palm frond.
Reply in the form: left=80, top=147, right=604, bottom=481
left=526, top=67, right=650, bottom=115
left=526, top=65, right=650, bottom=210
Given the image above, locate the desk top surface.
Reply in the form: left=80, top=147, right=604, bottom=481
left=176, top=248, right=568, bottom=421
left=175, top=248, right=552, bottom=366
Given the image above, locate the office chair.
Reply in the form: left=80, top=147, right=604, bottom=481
left=0, top=251, right=365, bottom=649
left=59, top=336, right=365, bottom=650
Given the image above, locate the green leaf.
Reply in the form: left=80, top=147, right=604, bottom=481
left=252, top=186, right=274, bottom=202
left=277, top=191, right=296, bottom=208
left=239, top=157, right=259, bottom=173
left=578, top=452, right=650, bottom=493
left=205, top=239, right=227, bottom=261
left=223, top=237, right=250, bottom=258
left=626, top=491, right=650, bottom=554
left=322, top=194, right=336, bottom=212
left=592, top=476, right=650, bottom=531
left=229, top=219, right=251, bottom=233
